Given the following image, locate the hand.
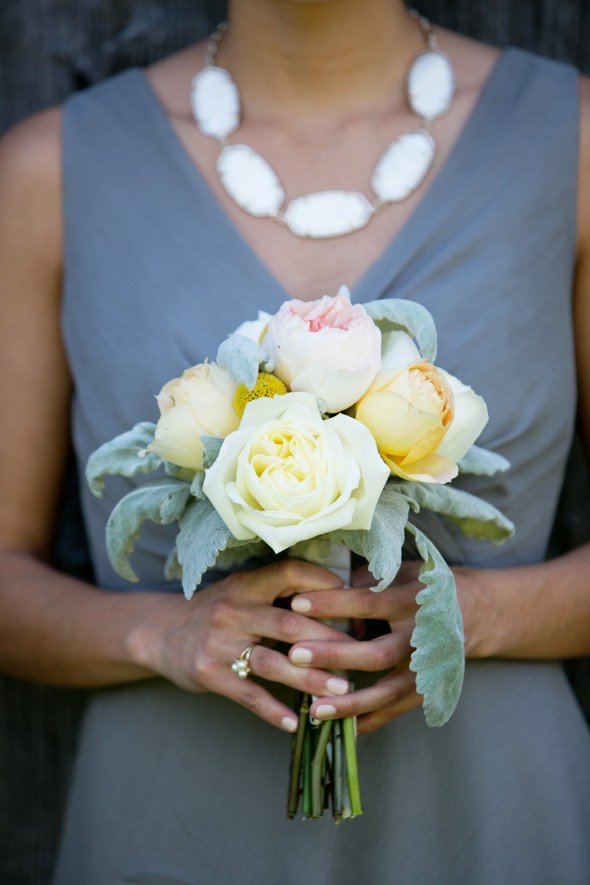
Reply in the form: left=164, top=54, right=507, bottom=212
left=132, top=559, right=354, bottom=732
left=288, top=561, right=426, bottom=734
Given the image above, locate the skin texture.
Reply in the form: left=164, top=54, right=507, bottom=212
left=0, top=0, right=589, bottom=737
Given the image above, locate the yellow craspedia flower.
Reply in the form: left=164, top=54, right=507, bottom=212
left=233, top=373, right=288, bottom=417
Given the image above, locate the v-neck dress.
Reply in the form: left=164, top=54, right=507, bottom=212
left=54, top=48, right=590, bottom=884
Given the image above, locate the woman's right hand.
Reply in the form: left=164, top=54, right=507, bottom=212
left=130, top=559, right=353, bottom=732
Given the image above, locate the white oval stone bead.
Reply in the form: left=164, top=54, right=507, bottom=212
left=283, top=191, right=373, bottom=238
left=372, top=130, right=435, bottom=202
left=217, top=145, right=285, bottom=217
left=407, top=51, right=455, bottom=120
left=191, top=66, right=240, bottom=139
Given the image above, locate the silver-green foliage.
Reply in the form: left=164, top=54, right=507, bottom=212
left=364, top=298, right=437, bottom=362
left=406, top=523, right=465, bottom=727
left=86, top=422, right=161, bottom=496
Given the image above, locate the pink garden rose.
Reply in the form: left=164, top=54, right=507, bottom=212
left=262, top=287, right=381, bottom=413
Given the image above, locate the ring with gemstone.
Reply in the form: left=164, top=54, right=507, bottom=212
left=230, top=642, right=259, bottom=679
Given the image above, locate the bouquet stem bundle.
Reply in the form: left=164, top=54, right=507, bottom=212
left=287, top=693, right=362, bottom=821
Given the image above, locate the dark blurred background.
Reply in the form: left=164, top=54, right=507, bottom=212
left=1, top=1, right=589, bottom=882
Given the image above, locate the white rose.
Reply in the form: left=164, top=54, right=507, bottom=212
left=356, top=330, right=488, bottom=483
left=202, top=392, right=390, bottom=553
left=232, top=311, right=273, bottom=344
left=147, top=363, right=240, bottom=470
left=262, top=287, right=381, bottom=413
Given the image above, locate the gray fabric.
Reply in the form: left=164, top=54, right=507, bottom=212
left=55, top=48, right=590, bottom=884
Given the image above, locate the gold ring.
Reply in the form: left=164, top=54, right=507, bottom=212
left=230, top=641, right=259, bottom=679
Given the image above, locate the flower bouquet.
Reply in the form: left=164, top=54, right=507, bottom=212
left=86, top=288, right=513, bottom=821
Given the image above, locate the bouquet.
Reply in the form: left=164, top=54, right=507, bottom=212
left=86, top=287, right=513, bottom=821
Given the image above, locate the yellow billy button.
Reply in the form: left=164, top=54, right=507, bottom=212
left=233, top=372, right=288, bottom=417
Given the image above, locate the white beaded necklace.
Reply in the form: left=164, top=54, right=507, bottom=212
left=190, top=12, right=455, bottom=239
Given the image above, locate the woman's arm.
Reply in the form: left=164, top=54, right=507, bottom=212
left=0, top=111, right=351, bottom=731
left=287, top=74, right=590, bottom=733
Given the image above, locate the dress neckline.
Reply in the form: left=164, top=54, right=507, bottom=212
left=132, top=47, right=512, bottom=305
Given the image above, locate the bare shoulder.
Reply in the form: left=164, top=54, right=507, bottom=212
left=0, top=107, right=63, bottom=271
left=0, top=106, right=62, bottom=188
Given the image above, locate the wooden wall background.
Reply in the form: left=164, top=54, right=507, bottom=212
left=1, top=1, right=589, bottom=881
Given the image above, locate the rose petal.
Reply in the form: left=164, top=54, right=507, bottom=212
left=380, top=330, right=421, bottom=372
left=436, top=370, right=489, bottom=462
left=384, top=451, right=458, bottom=484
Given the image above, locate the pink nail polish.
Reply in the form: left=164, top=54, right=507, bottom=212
left=326, top=676, right=349, bottom=695
left=292, top=597, right=311, bottom=613
left=315, top=704, right=337, bottom=719
left=291, top=648, right=313, bottom=664
left=281, top=716, right=298, bottom=733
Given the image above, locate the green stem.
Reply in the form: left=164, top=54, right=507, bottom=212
left=311, top=719, right=333, bottom=819
left=342, top=716, right=363, bottom=818
left=287, top=693, right=309, bottom=819
left=333, top=718, right=344, bottom=823
left=301, top=722, right=313, bottom=818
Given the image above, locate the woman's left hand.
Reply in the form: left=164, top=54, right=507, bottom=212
left=289, top=562, right=427, bottom=734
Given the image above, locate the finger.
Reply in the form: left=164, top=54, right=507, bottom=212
left=350, top=561, right=423, bottom=589
left=248, top=644, right=350, bottom=698
left=357, top=691, right=423, bottom=734
left=289, top=630, right=412, bottom=672
left=236, top=558, right=346, bottom=605
left=207, top=661, right=301, bottom=734
left=214, top=599, right=356, bottom=647
left=309, top=664, right=418, bottom=721
left=202, top=590, right=354, bottom=649
left=291, top=585, right=418, bottom=621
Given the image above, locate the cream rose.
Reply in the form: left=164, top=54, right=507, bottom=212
left=147, top=363, right=240, bottom=470
left=232, top=310, right=272, bottom=344
left=356, top=331, right=488, bottom=483
left=262, top=288, right=381, bottom=413
left=202, top=392, right=389, bottom=553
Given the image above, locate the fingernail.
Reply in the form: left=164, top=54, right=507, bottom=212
left=281, top=716, right=298, bottom=733
left=291, top=597, right=311, bottom=613
left=326, top=676, right=349, bottom=695
left=291, top=648, right=312, bottom=665
left=315, top=704, right=337, bottom=719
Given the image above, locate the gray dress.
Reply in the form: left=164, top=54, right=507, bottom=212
left=54, top=48, right=590, bottom=884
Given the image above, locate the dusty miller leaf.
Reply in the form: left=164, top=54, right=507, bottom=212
left=106, top=477, right=191, bottom=583
left=396, top=481, right=514, bottom=543
left=217, top=334, right=262, bottom=390
left=406, top=522, right=465, bottom=728
left=327, top=484, right=410, bottom=591
left=176, top=498, right=252, bottom=599
left=458, top=445, right=511, bottom=476
left=86, top=422, right=160, bottom=496
left=201, top=436, right=224, bottom=469
left=363, top=299, right=437, bottom=362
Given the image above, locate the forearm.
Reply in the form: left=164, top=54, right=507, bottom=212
left=0, top=548, right=182, bottom=686
left=459, top=543, right=590, bottom=660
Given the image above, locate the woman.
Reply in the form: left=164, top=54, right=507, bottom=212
left=0, top=0, right=589, bottom=882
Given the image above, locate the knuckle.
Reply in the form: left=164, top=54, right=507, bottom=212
left=277, top=558, right=302, bottom=587
left=275, top=609, right=301, bottom=638
left=359, top=592, right=379, bottom=617
left=371, top=640, right=397, bottom=670
left=250, top=645, right=271, bottom=676
left=240, top=686, right=265, bottom=716
left=208, top=597, right=234, bottom=629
